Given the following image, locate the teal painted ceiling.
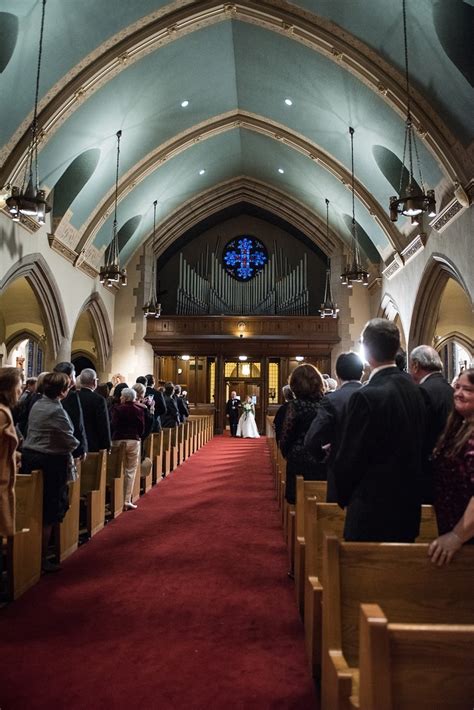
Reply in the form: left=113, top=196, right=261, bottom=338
left=1, top=0, right=472, bottom=267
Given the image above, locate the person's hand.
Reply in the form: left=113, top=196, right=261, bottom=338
left=428, top=531, right=463, bottom=566
left=15, top=451, right=22, bottom=470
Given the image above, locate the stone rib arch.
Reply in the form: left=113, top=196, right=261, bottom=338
left=0, top=0, right=468, bottom=192
left=408, top=253, right=473, bottom=348
left=73, top=292, right=113, bottom=372
left=5, top=329, right=45, bottom=355
left=0, top=253, right=69, bottom=360
left=74, top=112, right=403, bottom=257
left=144, top=177, right=340, bottom=260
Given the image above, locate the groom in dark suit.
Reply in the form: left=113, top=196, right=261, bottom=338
left=333, top=319, right=426, bottom=542
left=225, top=391, right=241, bottom=437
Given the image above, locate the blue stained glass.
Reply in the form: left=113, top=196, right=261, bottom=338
left=222, top=236, right=268, bottom=281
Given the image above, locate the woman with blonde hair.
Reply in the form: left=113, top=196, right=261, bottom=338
left=428, top=368, right=474, bottom=565
left=0, top=368, right=22, bottom=537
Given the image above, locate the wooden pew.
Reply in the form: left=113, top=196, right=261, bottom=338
left=169, top=426, right=179, bottom=471
left=303, top=501, right=439, bottom=680
left=176, top=423, right=185, bottom=465
left=320, top=536, right=474, bottom=710
left=132, top=454, right=141, bottom=503
left=57, top=471, right=81, bottom=561
left=6, top=472, right=43, bottom=600
left=140, top=456, right=153, bottom=493
left=294, top=477, right=327, bottom=618
left=182, top=420, right=190, bottom=461
left=357, top=603, right=474, bottom=710
left=161, top=428, right=172, bottom=477
left=80, top=450, right=106, bottom=537
left=147, top=432, right=163, bottom=483
left=107, top=442, right=125, bottom=518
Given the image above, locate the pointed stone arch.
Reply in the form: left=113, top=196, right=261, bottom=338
left=0, top=253, right=69, bottom=359
left=408, top=254, right=473, bottom=348
left=73, top=292, right=112, bottom=372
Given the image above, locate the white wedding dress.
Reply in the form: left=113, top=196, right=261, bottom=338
left=236, top=407, right=260, bottom=438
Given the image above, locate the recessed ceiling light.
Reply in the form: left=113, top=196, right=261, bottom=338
left=199, top=169, right=206, bottom=175
left=181, top=100, right=189, bottom=108
left=238, top=355, right=248, bottom=361
left=284, top=98, right=293, bottom=106
left=278, top=168, right=284, bottom=174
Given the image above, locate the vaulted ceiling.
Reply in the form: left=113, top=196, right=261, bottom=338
left=1, top=0, right=472, bottom=269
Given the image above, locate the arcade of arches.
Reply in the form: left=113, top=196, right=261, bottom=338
left=0, top=1, right=473, bottom=413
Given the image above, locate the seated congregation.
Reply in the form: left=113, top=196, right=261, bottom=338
left=268, top=317, right=473, bottom=709
left=0, top=365, right=212, bottom=599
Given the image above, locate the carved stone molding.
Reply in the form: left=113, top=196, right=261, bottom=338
left=382, top=253, right=404, bottom=280
left=429, top=197, right=466, bottom=234
left=47, top=234, right=76, bottom=263
left=0, top=207, right=41, bottom=233
left=401, top=233, right=426, bottom=265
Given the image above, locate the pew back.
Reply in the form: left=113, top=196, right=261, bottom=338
left=358, top=603, right=474, bottom=710
left=321, top=536, right=474, bottom=710
left=80, top=450, right=107, bottom=537
left=8, top=472, right=43, bottom=600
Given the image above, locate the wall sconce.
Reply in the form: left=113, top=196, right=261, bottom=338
left=177, top=368, right=183, bottom=375
left=237, top=321, right=246, bottom=338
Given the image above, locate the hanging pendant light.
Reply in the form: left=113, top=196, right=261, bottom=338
left=143, top=200, right=161, bottom=319
left=320, top=198, right=339, bottom=318
left=389, top=0, right=436, bottom=224
left=340, top=127, right=369, bottom=288
left=99, top=130, right=127, bottom=287
left=6, top=0, right=51, bottom=225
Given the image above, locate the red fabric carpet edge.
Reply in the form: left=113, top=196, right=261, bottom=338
left=0, top=435, right=317, bottom=710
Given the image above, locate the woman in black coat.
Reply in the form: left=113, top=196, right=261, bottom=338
left=280, top=364, right=326, bottom=505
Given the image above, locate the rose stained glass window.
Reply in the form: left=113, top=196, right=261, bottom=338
left=222, top=236, right=268, bottom=281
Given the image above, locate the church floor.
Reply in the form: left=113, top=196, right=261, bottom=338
left=0, top=435, right=317, bottom=710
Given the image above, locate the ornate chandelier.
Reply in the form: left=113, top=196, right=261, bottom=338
left=143, top=200, right=161, bottom=318
left=340, top=127, right=369, bottom=288
left=320, top=198, right=339, bottom=318
left=99, top=130, right=127, bottom=287
left=6, top=0, right=51, bottom=225
left=389, top=0, right=436, bottom=224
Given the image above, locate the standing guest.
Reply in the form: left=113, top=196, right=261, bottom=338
left=13, top=376, right=36, bottom=436
left=174, top=385, right=189, bottom=422
left=226, top=391, right=241, bottom=437
left=0, top=368, right=22, bottom=538
left=96, top=383, right=111, bottom=400
left=428, top=369, right=474, bottom=565
left=111, top=388, right=145, bottom=510
left=161, top=381, right=180, bottom=428
left=305, top=352, right=363, bottom=502
left=145, top=374, right=166, bottom=432
left=132, top=382, right=155, bottom=480
left=333, top=319, right=426, bottom=542
left=53, top=362, right=88, bottom=461
left=77, top=368, right=111, bottom=452
left=21, top=372, right=79, bottom=572
left=280, top=364, right=326, bottom=506
left=273, top=385, right=295, bottom=445
left=16, top=371, right=47, bottom=437
left=409, top=345, right=454, bottom=501
left=181, top=390, right=190, bottom=410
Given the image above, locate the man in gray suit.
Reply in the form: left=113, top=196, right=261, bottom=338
left=304, top=352, right=363, bottom=502
left=333, top=319, right=426, bottom=542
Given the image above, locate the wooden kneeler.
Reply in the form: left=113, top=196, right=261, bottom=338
left=7, top=471, right=43, bottom=600
left=57, top=471, right=81, bottom=561
left=80, top=450, right=107, bottom=537
left=107, top=443, right=125, bottom=518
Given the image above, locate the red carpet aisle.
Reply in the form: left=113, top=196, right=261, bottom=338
left=0, top=435, right=317, bottom=710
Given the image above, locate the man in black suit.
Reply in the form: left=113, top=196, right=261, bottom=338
left=304, top=352, right=363, bottom=502
left=409, top=345, right=454, bottom=501
left=77, top=368, right=111, bottom=452
left=143, top=374, right=166, bottom=432
left=54, top=362, right=88, bottom=460
left=225, top=391, right=241, bottom=437
left=174, top=385, right=189, bottom=422
left=333, top=319, right=426, bottom=542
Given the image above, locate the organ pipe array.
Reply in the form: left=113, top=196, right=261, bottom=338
left=177, top=250, right=309, bottom=316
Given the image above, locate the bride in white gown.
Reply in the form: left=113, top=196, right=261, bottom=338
left=236, top=396, right=260, bottom=438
